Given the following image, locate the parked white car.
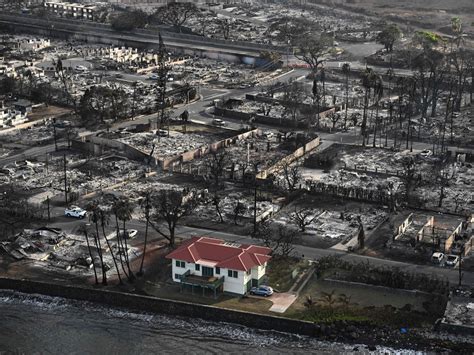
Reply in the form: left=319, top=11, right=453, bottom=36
left=431, top=252, right=445, bottom=264
left=64, top=206, right=87, bottom=219
left=75, top=65, right=88, bottom=72
left=212, top=118, right=226, bottom=126
left=445, top=255, right=459, bottom=267
left=119, top=229, right=138, bottom=239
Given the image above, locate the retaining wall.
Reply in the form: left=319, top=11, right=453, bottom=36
left=162, top=129, right=259, bottom=170
left=257, top=135, right=321, bottom=179
left=0, top=277, right=318, bottom=337
left=73, top=134, right=158, bottom=166
left=214, top=107, right=335, bottom=129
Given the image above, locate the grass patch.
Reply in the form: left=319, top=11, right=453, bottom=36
left=287, top=305, right=438, bottom=327
left=267, top=256, right=310, bottom=292
left=215, top=296, right=273, bottom=314
left=285, top=276, right=445, bottom=328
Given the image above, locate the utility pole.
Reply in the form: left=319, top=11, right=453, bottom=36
left=459, top=246, right=465, bottom=287
left=63, top=154, right=68, bottom=205
left=252, top=162, right=260, bottom=236
left=47, top=195, right=50, bottom=222
left=52, top=118, right=58, bottom=151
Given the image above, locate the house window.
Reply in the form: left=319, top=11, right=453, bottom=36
left=195, top=264, right=200, bottom=271
left=228, top=270, right=238, bottom=278
left=175, top=260, right=185, bottom=268
left=175, top=273, right=181, bottom=280
left=215, top=267, right=220, bottom=275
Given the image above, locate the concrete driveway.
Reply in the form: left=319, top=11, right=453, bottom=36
left=267, top=292, right=298, bottom=313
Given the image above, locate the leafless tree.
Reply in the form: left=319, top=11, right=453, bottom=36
left=212, top=194, right=224, bottom=223
left=293, top=35, right=333, bottom=127
left=233, top=201, right=246, bottom=225
left=149, top=189, right=198, bottom=247
left=400, top=157, right=419, bottom=203
left=281, top=81, right=307, bottom=126
left=153, top=3, right=199, bottom=32
left=290, top=207, right=316, bottom=232
left=282, top=161, right=302, bottom=191
left=206, top=151, right=230, bottom=188
left=274, top=224, right=300, bottom=258
left=434, top=160, right=457, bottom=208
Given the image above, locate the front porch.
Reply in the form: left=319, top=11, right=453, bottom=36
left=179, top=270, right=225, bottom=298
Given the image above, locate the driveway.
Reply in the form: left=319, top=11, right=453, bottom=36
left=268, top=292, right=297, bottom=313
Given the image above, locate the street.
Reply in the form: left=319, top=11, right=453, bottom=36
left=1, top=64, right=472, bottom=289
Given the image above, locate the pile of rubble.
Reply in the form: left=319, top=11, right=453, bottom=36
left=0, top=226, right=140, bottom=275
left=274, top=206, right=387, bottom=240
left=193, top=189, right=280, bottom=223
left=116, top=130, right=215, bottom=159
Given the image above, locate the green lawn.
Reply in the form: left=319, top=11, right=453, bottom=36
left=267, top=256, right=310, bottom=292
left=284, top=277, right=445, bottom=327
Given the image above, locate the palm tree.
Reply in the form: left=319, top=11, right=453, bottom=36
left=361, top=67, right=376, bottom=146
left=372, top=74, right=383, bottom=147
left=78, top=223, right=98, bottom=285
left=319, top=290, right=337, bottom=308
left=86, top=200, right=107, bottom=285
left=341, top=63, right=351, bottom=130
left=386, top=67, right=395, bottom=145
left=111, top=199, right=130, bottom=280
left=138, top=192, right=151, bottom=276
left=99, top=206, right=123, bottom=285
left=451, top=17, right=463, bottom=50
left=113, top=197, right=135, bottom=280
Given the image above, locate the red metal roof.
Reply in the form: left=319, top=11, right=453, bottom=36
left=166, top=237, right=272, bottom=272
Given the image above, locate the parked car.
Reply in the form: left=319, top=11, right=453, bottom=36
left=212, top=118, right=226, bottom=127
left=445, top=255, right=459, bottom=267
left=250, top=285, right=274, bottom=297
left=64, top=206, right=87, bottom=219
left=120, top=229, right=138, bottom=239
left=75, top=65, right=88, bottom=72
left=262, top=131, right=274, bottom=139
left=431, top=252, right=445, bottom=264
left=157, top=129, right=168, bottom=137
left=419, top=149, right=433, bottom=157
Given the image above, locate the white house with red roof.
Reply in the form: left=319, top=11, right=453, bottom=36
left=166, top=237, right=272, bottom=295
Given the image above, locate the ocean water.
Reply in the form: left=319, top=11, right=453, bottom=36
left=0, top=291, right=417, bottom=354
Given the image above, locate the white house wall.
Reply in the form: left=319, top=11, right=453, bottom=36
left=171, top=258, right=265, bottom=295
left=251, top=264, right=266, bottom=281
left=223, top=269, right=245, bottom=294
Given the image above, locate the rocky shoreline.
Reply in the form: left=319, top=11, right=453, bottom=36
left=0, top=276, right=472, bottom=352
left=305, top=320, right=474, bottom=353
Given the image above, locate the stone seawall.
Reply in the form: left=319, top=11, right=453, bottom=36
left=0, top=277, right=316, bottom=336
left=1, top=277, right=470, bottom=351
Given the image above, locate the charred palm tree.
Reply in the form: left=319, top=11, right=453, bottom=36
left=99, top=207, right=123, bottom=285
left=138, top=192, right=151, bottom=277
left=78, top=223, right=98, bottom=285
left=361, top=67, right=377, bottom=146
left=86, top=200, right=107, bottom=285
left=111, top=199, right=130, bottom=280
left=113, top=197, right=135, bottom=280
left=342, top=63, right=351, bottom=130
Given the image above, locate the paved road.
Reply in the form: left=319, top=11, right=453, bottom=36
left=2, top=64, right=470, bottom=286
left=172, top=225, right=473, bottom=286
left=49, top=209, right=472, bottom=288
